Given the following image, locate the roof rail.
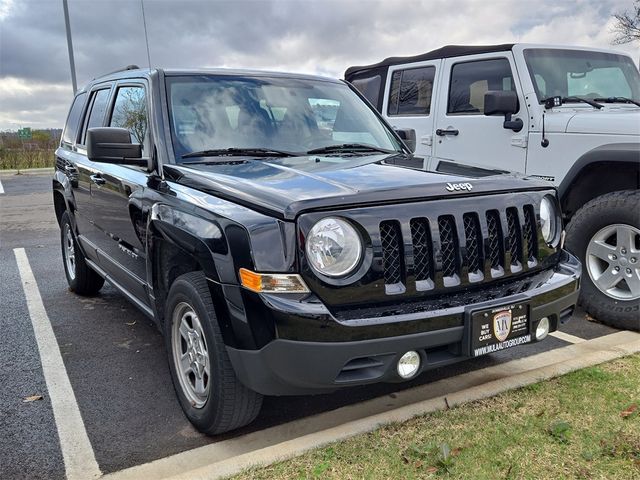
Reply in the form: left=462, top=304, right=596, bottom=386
left=96, top=65, right=142, bottom=79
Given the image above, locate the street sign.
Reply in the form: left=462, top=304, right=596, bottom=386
left=18, top=128, right=32, bottom=140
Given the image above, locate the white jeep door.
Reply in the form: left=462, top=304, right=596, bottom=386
left=381, top=60, right=441, bottom=168
left=432, top=54, right=529, bottom=174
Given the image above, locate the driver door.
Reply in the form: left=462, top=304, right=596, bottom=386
left=433, top=54, right=528, bottom=174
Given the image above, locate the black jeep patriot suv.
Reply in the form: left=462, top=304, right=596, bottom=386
left=53, top=66, right=581, bottom=434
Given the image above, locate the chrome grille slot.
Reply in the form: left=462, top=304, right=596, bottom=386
left=486, top=210, right=505, bottom=277
left=410, top=218, right=434, bottom=291
left=523, top=204, right=538, bottom=266
left=379, top=221, right=405, bottom=294
left=463, top=213, right=484, bottom=281
left=506, top=207, right=523, bottom=272
left=438, top=215, right=460, bottom=284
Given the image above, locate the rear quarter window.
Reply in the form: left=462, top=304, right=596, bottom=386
left=61, top=93, right=87, bottom=148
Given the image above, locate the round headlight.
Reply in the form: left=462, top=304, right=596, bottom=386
left=540, top=196, right=558, bottom=244
left=305, top=217, right=362, bottom=278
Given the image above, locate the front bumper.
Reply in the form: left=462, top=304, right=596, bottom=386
left=227, top=250, right=581, bottom=396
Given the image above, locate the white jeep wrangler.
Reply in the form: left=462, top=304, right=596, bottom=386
left=346, top=44, right=640, bottom=330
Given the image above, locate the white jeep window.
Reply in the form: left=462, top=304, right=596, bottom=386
left=524, top=49, right=640, bottom=102
left=448, top=58, right=515, bottom=115
left=387, top=67, right=435, bottom=116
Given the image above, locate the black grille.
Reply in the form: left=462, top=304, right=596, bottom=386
left=438, top=216, right=459, bottom=277
left=486, top=210, right=504, bottom=270
left=506, top=207, right=522, bottom=266
left=463, top=213, right=483, bottom=274
left=379, top=221, right=403, bottom=285
left=410, top=218, right=432, bottom=282
left=375, top=204, right=541, bottom=295
left=523, top=205, right=538, bottom=262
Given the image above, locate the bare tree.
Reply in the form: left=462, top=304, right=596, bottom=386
left=611, top=0, right=640, bottom=45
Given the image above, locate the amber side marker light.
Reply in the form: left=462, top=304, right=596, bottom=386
left=239, top=268, right=310, bottom=293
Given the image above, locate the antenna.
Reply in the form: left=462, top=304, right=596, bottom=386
left=140, top=0, right=152, bottom=72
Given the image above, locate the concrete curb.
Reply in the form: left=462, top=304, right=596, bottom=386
left=0, top=167, right=54, bottom=176
left=104, top=331, right=640, bottom=480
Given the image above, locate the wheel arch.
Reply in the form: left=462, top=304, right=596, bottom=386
left=559, top=143, right=640, bottom=220
left=147, top=204, right=258, bottom=349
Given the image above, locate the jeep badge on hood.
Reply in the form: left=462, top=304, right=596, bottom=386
left=446, top=182, right=473, bottom=192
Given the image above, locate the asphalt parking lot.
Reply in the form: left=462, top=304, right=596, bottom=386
left=0, top=172, right=626, bottom=480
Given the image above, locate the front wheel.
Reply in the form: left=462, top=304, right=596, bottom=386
left=565, top=191, right=640, bottom=331
left=164, top=271, right=262, bottom=435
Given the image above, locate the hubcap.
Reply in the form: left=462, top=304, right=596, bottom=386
left=63, top=223, right=76, bottom=281
left=171, top=302, right=210, bottom=408
left=586, top=223, right=640, bottom=301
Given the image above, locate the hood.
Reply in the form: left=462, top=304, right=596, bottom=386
left=566, top=108, right=640, bottom=135
left=544, top=106, right=640, bottom=136
left=167, top=155, right=552, bottom=220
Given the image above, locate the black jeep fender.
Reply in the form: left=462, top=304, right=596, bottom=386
left=146, top=193, right=296, bottom=350
left=559, top=143, right=640, bottom=219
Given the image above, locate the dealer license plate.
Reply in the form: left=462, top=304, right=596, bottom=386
left=471, top=303, right=531, bottom=357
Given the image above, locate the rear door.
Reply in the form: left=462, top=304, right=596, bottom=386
left=74, top=85, right=114, bottom=251
left=432, top=54, right=528, bottom=174
left=381, top=61, right=440, bottom=168
left=88, top=81, right=151, bottom=304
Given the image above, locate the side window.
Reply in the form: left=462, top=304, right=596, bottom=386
left=61, top=92, right=87, bottom=148
left=448, top=59, right=515, bottom=115
left=80, top=88, right=111, bottom=144
left=109, top=86, right=149, bottom=153
left=388, top=66, right=435, bottom=116
left=350, top=75, right=382, bottom=109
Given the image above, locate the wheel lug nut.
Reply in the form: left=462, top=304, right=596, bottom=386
left=621, top=248, right=627, bottom=254
left=631, top=258, right=637, bottom=264
left=612, top=254, right=617, bottom=260
left=626, top=268, right=632, bottom=274
left=614, top=266, right=620, bottom=272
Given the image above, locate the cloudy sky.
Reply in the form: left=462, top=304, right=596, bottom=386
left=0, top=0, right=637, bottom=130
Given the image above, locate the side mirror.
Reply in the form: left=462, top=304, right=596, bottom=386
left=483, top=91, right=523, bottom=132
left=394, top=128, right=416, bottom=153
left=86, top=127, right=145, bottom=165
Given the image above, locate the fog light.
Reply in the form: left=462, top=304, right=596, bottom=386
left=536, top=317, right=550, bottom=340
left=397, top=351, right=421, bottom=379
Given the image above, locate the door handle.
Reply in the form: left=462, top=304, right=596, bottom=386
left=90, top=174, right=106, bottom=186
left=436, top=128, right=459, bottom=136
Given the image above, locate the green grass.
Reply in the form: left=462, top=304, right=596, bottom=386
left=0, top=150, right=54, bottom=170
left=234, top=355, right=640, bottom=479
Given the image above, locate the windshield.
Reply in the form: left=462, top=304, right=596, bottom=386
left=523, top=49, right=640, bottom=103
left=166, top=75, right=402, bottom=162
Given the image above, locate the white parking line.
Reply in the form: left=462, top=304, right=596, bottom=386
left=549, top=330, right=586, bottom=344
left=0, top=179, right=4, bottom=194
left=14, top=248, right=101, bottom=480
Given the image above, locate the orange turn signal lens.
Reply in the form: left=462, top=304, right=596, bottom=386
left=239, top=268, right=310, bottom=293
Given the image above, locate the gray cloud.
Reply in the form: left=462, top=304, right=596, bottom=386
left=0, top=0, right=636, bottom=130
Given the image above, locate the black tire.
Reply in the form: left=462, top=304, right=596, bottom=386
left=60, top=211, right=105, bottom=296
left=565, top=190, right=640, bottom=331
left=164, top=271, right=262, bottom=435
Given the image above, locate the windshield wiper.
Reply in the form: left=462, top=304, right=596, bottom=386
left=181, top=147, right=300, bottom=160
left=544, top=96, right=603, bottom=109
left=593, top=96, right=640, bottom=107
left=306, top=143, right=398, bottom=155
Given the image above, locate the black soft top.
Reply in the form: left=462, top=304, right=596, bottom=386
left=344, top=44, right=515, bottom=78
